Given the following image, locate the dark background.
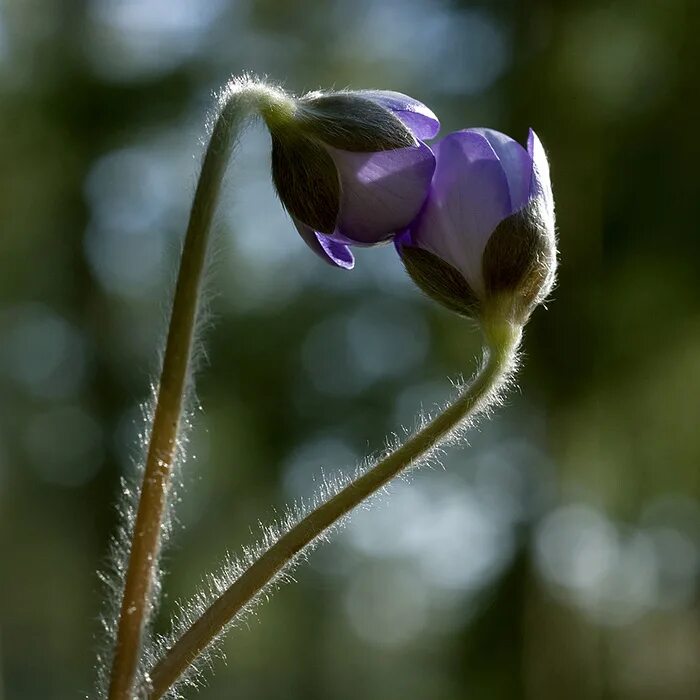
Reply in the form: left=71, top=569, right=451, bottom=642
left=1, top=0, right=699, bottom=698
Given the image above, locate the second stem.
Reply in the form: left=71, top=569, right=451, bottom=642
left=147, top=320, right=522, bottom=698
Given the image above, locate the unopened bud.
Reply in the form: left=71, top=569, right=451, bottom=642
left=261, top=86, right=439, bottom=269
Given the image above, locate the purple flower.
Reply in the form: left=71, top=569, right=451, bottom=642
left=268, top=90, right=439, bottom=269
left=397, top=128, right=556, bottom=323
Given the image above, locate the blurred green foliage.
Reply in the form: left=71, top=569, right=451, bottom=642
left=0, top=0, right=699, bottom=698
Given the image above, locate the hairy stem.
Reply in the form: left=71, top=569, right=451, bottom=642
left=107, top=82, right=272, bottom=700
left=147, top=320, right=522, bottom=698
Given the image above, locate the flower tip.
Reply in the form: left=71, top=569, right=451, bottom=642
left=354, top=89, right=440, bottom=141
left=293, top=218, right=355, bottom=269
left=526, top=127, right=541, bottom=157
left=403, top=103, right=440, bottom=141
left=321, top=238, right=355, bottom=269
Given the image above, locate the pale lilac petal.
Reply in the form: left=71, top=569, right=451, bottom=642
left=326, top=141, right=435, bottom=245
left=527, top=129, right=555, bottom=230
left=471, top=128, right=532, bottom=213
left=405, top=130, right=512, bottom=294
left=292, top=217, right=355, bottom=269
left=359, top=90, right=440, bottom=140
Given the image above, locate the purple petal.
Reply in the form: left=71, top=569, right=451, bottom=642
left=405, top=130, right=512, bottom=295
left=292, top=217, right=355, bottom=269
left=471, top=128, right=532, bottom=213
left=394, top=228, right=412, bottom=250
left=527, top=129, right=555, bottom=230
left=359, top=90, right=440, bottom=140
left=325, top=141, right=435, bottom=245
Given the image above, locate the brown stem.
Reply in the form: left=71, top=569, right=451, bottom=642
left=107, top=95, right=243, bottom=700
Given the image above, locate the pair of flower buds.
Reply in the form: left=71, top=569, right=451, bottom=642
left=253, top=83, right=556, bottom=327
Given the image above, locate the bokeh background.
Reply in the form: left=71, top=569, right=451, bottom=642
left=1, top=0, right=699, bottom=698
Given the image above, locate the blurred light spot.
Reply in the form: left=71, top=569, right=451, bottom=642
left=344, top=0, right=509, bottom=95
left=84, top=223, right=168, bottom=298
left=346, top=301, right=429, bottom=381
left=301, top=302, right=428, bottom=396
left=88, top=0, right=230, bottom=80
left=84, top=139, right=189, bottom=297
left=0, top=304, right=89, bottom=398
left=283, top=436, right=359, bottom=501
left=604, top=532, right=659, bottom=624
left=86, top=145, right=180, bottom=235
left=223, top=128, right=315, bottom=310
left=473, top=442, right=546, bottom=525
left=23, top=405, right=103, bottom=487
left=418, top=487, right=513, bottom=591
left=535, top=505, right=667, bottom=625
left=344, top=566, right=429, bottom=648
left=346, top=474, right=514, bottom=593
left=536, top=504, right=619, bottom=593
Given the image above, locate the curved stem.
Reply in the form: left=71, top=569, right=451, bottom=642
left=147, top=321, right=522, bottom=699
left=108, top=85, right=264, bottom=700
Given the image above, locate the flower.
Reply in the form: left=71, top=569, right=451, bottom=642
left=397, top=128, right=556, bottom=324
left=265, top=90, right=439, bottom=269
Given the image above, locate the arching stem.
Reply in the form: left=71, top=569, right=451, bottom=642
left=147, top=320, right=522, bottom=699
left=107, top=78, right=294, bottom=700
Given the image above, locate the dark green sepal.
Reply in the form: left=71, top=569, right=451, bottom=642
left=400, top=245, right=481, bottom=319
left=482, top=207, right=554, bottom=318
left=297, top=92, right=416, bottom=152
left=270, top=132, right=340, bottom=234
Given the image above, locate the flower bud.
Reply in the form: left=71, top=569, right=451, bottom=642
left=397, top=128, right=556, bottom=325
left=261, top=88, right=439, bottom=269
